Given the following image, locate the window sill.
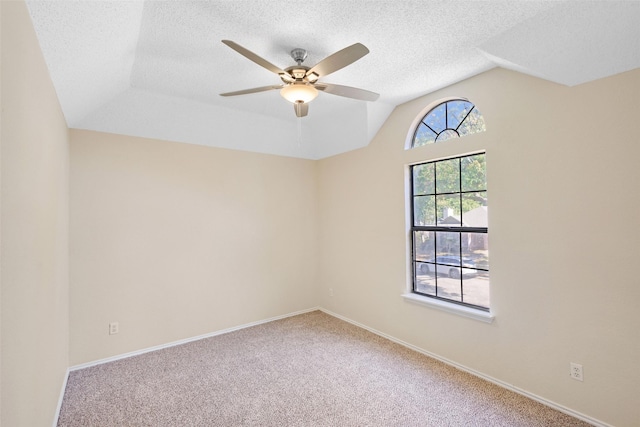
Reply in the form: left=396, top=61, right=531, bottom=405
left=401, top=293, right=495, bottom=323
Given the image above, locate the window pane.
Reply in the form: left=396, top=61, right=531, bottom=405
left=414, top=195, right=436, bottom=226
left=435, top=158, right=460, bottom=193
left=435, top=231, right=460, bottom=259
left=447, top=100, right=474, bottom=130
left=412, top=163, right=434, bottom=195
left=413, top=123, right=437, bottom=147
left=413, top=231, right=435, bottom=262
left=458, top=107, right=486, bottom=136
left=416, top=261, right=434, bottom=276
left=461, top=193, right=486, bottom=227
left=436, top=194, right=461, bottom=226
left=435, top=269, right=462, bottom=302
left=423, top=103, right=446, bottom=133
left=435, top=129, right=459, bottom=142
left=415, top=263, right=435, bottom=296
left=461, top=232, right=489, bottom=270
left=462, top=274, right=490, bottom=309
left=461, top=154, right=486, bottom=192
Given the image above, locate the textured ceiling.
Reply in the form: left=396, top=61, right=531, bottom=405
left=26, top=1, right=640, bottom=159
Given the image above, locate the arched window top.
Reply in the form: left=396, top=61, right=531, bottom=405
left=411, top=98, right=486, bottom=148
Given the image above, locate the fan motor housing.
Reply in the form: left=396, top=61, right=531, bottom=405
left=283, top=66, right=310, bottom=82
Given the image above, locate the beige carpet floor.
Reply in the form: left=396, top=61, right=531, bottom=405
left=58, top=310, right=591, bottom=426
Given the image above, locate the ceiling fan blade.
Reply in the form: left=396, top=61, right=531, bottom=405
left=221, top=40, right=290, bottom=78
left=294, top=102, right=308, bottom=118
left=306, top=43, right=369, bottom=79
left=315, top=83, right=379, bottom=102
left=220, top=85, right=282, bottom=97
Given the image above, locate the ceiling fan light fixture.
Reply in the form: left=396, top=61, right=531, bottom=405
left=280, top=82, right=318, bottom=104
left=221, top=41, right=378, bottom=117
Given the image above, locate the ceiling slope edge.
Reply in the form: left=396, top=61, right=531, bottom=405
left=75, top=87, right=393, bottom=160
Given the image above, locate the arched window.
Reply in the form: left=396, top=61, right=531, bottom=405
left=411, top=99, right=485, bottom=148
left=404, top=98, right=491, bottom=319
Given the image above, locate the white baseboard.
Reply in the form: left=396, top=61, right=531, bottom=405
left=53, top=367, right=70, bottom=427
left=62, top=306, right=609, bottom=427
left=70, top=307, right=320, bottom=372
left=319, top=308, right=609, bottom=427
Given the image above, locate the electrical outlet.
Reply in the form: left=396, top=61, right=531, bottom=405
left=570, top=362, right=583, bottom=381
left=109, top=322, right=119, bottom=335
left=329, top=288, right=334, bottom=297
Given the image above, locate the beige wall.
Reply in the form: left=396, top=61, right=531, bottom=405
left=3, top=1, right=638, bottom=424
left=1, top=1, right=70, bottom=426
left=318, top=67, right=640, bottom=426
left=69, top=130, right=319, bottom=365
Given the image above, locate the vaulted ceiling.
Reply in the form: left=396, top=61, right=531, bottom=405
left=26, top=1, right=640, bottom=159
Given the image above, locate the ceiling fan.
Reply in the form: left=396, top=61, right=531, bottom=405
left=219, top=40, right=379, bottom=118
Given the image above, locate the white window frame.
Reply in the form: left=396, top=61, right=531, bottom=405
left=402, top=98, right=494, bottom=323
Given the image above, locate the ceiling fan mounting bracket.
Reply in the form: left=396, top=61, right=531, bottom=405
left=290, top=48, right=308, bottom=65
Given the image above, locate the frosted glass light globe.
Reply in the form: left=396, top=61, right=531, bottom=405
left=280, top=83, right=318, bottom=103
